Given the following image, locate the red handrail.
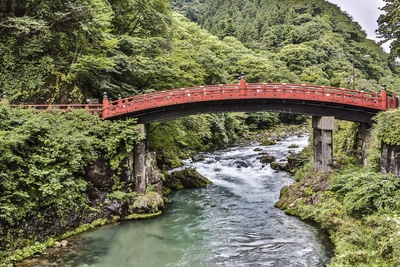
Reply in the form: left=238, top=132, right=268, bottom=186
left=102, top=82, right=394, bottom=119
left=7, top=82, right=396, bottom=119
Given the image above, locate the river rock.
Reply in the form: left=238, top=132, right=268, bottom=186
left=270, top=162, right=289, bottom=171
left=192, top=154, right=206, bottom=162
left=103, top=199, right=127, bottom=217
left=130, top=192, right=164, bottom=214
left=288, top=144, right=299, bottom=149
left=261, top=138, right=277, bottom=146
left=253, top=148, right=263, bottom=152
left=164, top=168, right=211, bottom=192
left=259, top=154, right=276, bottom=164
left=60, top=240, right=68, bottom=247
left=54, top=242, right=62, bottom=248
left=235, top=160, right=249, bottom=168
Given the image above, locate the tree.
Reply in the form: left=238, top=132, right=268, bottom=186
left=377, top=0, right=400, bottom=58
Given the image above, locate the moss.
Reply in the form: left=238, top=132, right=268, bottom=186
left=107, top=191, right=127, bottom=201
left=162, top=187, right=172, bottom=196
left=124, top=211, right=162, bottom=220
left=304, top=186, right=314, bottom=197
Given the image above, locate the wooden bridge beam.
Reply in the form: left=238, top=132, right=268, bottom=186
left=313, top=116, right=334, bottom=172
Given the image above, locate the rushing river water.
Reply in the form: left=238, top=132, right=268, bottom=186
left=21, top=135, right=332, bottom=267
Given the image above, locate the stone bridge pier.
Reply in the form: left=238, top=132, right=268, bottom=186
left=312, top=116, right=334, bottom=172
left=134, top=124, right=148, bottom=194
left=133, top=124, right=163, bottom=195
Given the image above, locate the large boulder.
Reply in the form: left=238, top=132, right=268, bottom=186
left=129, top=192, right=164, bottom=214
left=164, top=168, right=211, bottom=192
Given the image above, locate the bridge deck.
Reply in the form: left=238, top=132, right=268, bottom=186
left=5, top=81, right=398, bottom=123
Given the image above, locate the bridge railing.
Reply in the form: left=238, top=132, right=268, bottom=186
left=4, top=82, right=397, bottom=119
left=103, top=83, right=394, bottom=119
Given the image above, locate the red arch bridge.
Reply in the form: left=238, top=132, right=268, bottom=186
left=3, top=79, right=399, bottom=185
left=4, top=79, right=398, bottom=124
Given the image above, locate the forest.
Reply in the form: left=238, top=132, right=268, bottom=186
left=2, top=0, right=400, bottom=265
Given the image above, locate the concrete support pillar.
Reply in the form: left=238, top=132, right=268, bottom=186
left=135, top=124, right=148, bottom=194
left=312, top=116, right=334, bottom=172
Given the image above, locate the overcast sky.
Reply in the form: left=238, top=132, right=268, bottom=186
left=326, top=0, right=390, bottom=52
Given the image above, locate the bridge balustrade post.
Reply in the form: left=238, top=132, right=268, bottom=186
left=2, top=92, right=8, bottom=105
left=102, top=92, right=109, bottom=119
left=239, top=72, right=246, bottom=96
left=312, top=116, right=334, bottom=172
left=117, top=94, right=122, bottom=114
left=381, top=85, right=388, bottom=110
left=135, top=124, right=148, bottom=194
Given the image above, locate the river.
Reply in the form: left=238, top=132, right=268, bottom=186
left=20, top=135, right=332, bottom=266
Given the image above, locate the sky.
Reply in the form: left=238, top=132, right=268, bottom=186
left=326, top=0, right=390, bottom=52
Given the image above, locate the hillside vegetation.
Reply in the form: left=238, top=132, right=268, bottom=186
left=172, top=0, right=400, bottom=93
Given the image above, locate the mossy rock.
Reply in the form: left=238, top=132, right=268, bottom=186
left=129, top=192, right=164, bottom=214
left=261, top=138, right=277, bottom=146
left=163, top=168, right=211, bottom=194
left=288, top=144, right=299, bottom=148
left=259, top=154, right=276, bottom=164
left=270, top=162, right=279, bottom=170
left=270, top=162, right=289, bottom=171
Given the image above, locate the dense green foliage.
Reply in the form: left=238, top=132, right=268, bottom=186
left=0, top=0, right=171, bottom=103
left=378, top=0, right=400, bottom=58
left=374, top=109, right=400, bottom=146
left=172, top=0, right=400, bottom=93
left=0, top=104, right=143, bottom=252
left=331, top=172, right=400, bottom=217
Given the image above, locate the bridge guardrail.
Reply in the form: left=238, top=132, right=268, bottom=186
left=102, top=83, right=394, bottom=119
left=6, top=81, right=397, bottom=119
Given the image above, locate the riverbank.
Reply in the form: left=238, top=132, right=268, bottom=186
left=276, top=116, right=400, bottom=266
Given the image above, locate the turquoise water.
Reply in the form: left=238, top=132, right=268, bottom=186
left=20, top=135, right=332, bottom=267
